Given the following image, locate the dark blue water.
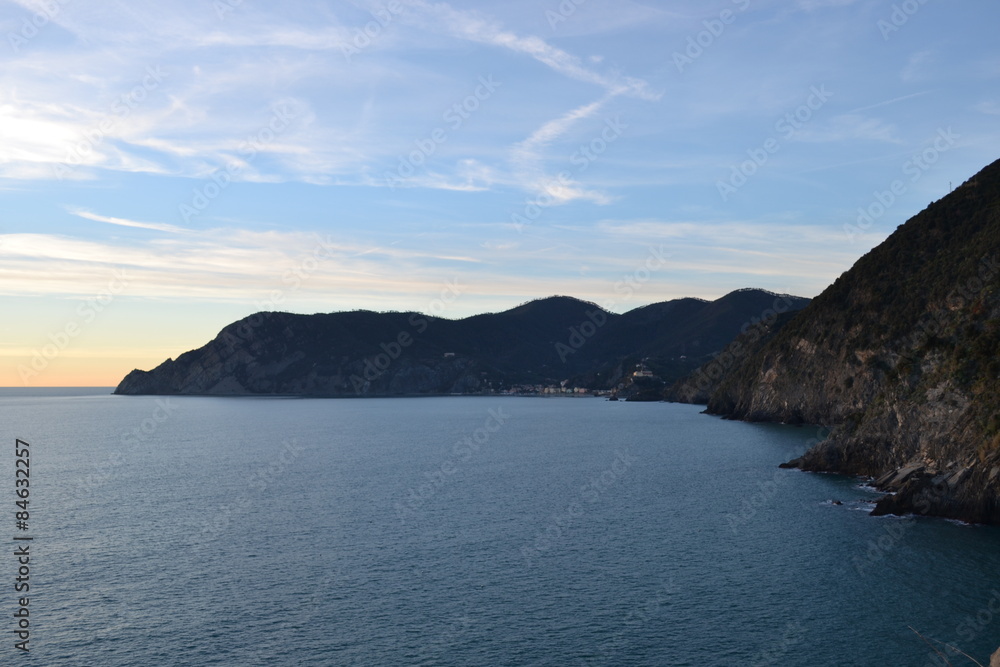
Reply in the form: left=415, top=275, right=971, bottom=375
left=2, top=389, right=999, bottom=666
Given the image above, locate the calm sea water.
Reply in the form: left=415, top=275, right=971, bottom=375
left=2, top=388, right=1000, bottom=666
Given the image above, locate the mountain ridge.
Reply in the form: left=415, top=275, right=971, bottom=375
left=114, top=288, right=810, bottom=398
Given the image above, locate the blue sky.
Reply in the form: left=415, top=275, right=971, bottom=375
left=1, top=0, right=998, bottom=385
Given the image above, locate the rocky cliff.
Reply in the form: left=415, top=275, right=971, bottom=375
left=665, top=309, right=801, bottom=404
left=688, top=158, right=1000, bottom=524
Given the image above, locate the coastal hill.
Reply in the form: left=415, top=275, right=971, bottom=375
left=114, top=289, right=808, bottom=397
left=670, top=157, right=1000, bottom=524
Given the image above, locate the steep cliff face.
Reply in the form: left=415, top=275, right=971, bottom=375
left=698, top=158, right=1000, bottom=523
left=665, top=309, right=801, bottom=405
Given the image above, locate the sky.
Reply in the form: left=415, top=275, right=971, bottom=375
left=1, top=0, right=998, bottom=386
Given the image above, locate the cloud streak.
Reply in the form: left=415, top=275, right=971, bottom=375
left=69, top=209, right=188, bottom=234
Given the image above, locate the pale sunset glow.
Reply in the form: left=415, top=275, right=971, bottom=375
left=1, top=0, right=997, bottom=385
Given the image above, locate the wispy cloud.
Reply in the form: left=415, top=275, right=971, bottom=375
left=1, top=0, right=662, bottom=196
left=792, top=114, right=902, bottom=144
left=510, top=96, right=614, bottom=204
left=401, top=0, right=657, bottom=100
left=796, top=0, right=863, bottom=9
left=0, top=224, right=487, bottom=306
left=901, top=50, right=936, bottom=83
left=392, top=0, right=659, bottom=202
left=69, top=208, right=188, bottom=234
left=847, top=91, right=932, bottom=114
left=975, top=101, right=1000, bottom=116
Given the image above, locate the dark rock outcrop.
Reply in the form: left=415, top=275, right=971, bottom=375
left=678, top=157, right=1000, bottom=524
left=665, top=308, right=801, bottom=405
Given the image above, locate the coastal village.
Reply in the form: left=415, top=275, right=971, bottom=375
left=497, top=362, right=660, bottom=398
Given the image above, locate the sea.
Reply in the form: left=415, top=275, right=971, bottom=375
left=2, top=387, right=999, bottom=666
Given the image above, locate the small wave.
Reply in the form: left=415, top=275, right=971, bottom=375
left=839, top=499, right=881, bottom=513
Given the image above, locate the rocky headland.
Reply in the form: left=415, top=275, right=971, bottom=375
left=115, top=289, right=808, bottom=398
left=669, top=158, right=1000, bottom=525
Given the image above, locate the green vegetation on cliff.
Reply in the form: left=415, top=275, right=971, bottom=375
left=679, top=158, right=1000, bottom=524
